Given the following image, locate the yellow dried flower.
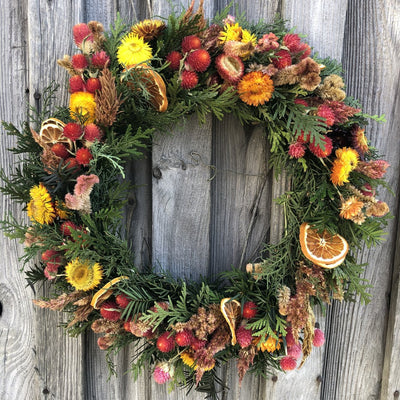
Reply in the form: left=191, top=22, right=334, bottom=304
left=69, top=92, right=96, bottom=125
left=131, top=19, right=165, bottom=41
left=260, top=335, right=281, bottom=352
left=65, top=258, right=103, bottom=291
left=219, top=23, right=243, bottom=43
left=117, top=33, right=152, bottom=67
left=27, top=183, right=56, bottom=225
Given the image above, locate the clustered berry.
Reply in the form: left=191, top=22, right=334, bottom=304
left=166, top=35, right=212, bottom=90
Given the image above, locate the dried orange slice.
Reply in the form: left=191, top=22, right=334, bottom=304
left=125, top=65, right=168, bottom=112
left=299, top=223, right=348, bottom=269
left=90, top=276, right=129, bottom=309
left=39, top=118, right=73, bottom=150
left=220, top=298, right=241, bottom=345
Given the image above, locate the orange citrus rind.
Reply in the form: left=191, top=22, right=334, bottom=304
left=39, top=118, right=74, bottom=150
left=299, top=222, right=348, bottom=269
left=220, top=297, right=241, bottom=345
left=90, top=276, right=129, bottom=309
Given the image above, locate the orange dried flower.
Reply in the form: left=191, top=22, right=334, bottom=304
left=339, top=196, right=364, bottom=219
left=238, top=71, right=274, bottom=106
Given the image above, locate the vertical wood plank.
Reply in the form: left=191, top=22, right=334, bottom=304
left=82, top=2, right=154, bottom=399
left=26, top=1, right=86, bottom=399
left=0, top=2, right=37, bottom=398
left=152, top=115, right=212, bottom=280
left=151, top=117, right=212, bottom=400
left=322, top=1, right=400, bottom=399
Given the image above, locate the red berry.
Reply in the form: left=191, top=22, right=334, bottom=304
left=72, top=54, right=88, bottom=70
left=287, top=344, right=302, bottom=359
left=288, top=141, right=306, bottom=158
left=115, top=293, right=131, bottom=309
left=100, top=300, right=121, bottom=321
left=63, top=123, right=83, bottom=141
left=280, top=356, right=297, bottom=371
left=242, top=301, right=257, bottom=319
left=175, top=329, right=194, bottom=347
left=91, top=51, right=110, bottom=68
left=166, top=51, right=182, bottom=70
left=70, top=75, right=85, bottom=93
left=156, top=332, right=175, bottom=353
left=294, top=98, right=309, bottom=107
left=73, top=23, right=93, bottom=47
left=313, top=328, right=325, bottom=347
left=236, top=326, right=253, bottom=348
left=123, top=318, right=132, bottom=332
left=85, top=77, right=101, bottom=93
left=186, top=49, right=211, bottom=72
left=51, top=143, right=69, bottom=159
left=63, top=157, right=81, bottom=172
left=285, top=327, right=296, bottom=347
left=180, top=70, right=198, bottom=89
left=181, top=35, right=201, bottom=53
left=75, top=148, right=93, bottom=166
left=84, top=123, right=103, bottom=142
left=191, top=337, right=207, bottom=350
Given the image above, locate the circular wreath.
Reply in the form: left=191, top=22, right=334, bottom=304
left=1, top=3, right=390, bottom=398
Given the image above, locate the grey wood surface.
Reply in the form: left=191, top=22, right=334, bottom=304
left=0, top=0, right=399, bottom=399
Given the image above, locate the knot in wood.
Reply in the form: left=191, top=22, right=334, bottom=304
left=152, top=166, right=162, bottom=179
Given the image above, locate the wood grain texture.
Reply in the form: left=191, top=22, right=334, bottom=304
left=0, top=2, right=38, bottom=398
left=0, top=0, right=399, bottom=399
left=321, top=1, right=400, bottom=399
left=26, top=1, right=86, bottom=399
left=152, top=115, right=212, bottom=280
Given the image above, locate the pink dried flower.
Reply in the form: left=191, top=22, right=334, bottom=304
left=285, top=327, right=297, bottom=347
left=313, top=328, right=325, bottom=347
left=299, top=43, right=311, bottom=59
left=256, top=32, right=279, bottom=52
left=287, top=344, right=302, bottom=359
left=283, top=33, right=302, bottom=53
left=91, top=51, right=110, bottom=68
left=73, top=23, right=94, bottom=47
left=280, top=355, right=297, bottom=371
left=309, top=136, right=333, bottom=158
left=356, top=160, right=390, bottom=179
left=153, top=362, right=174, bottom=384
left=325, top=100, right=360, bottom=124
left=317, top=104, right=335, bottom=127
left=236, top=326, right=253, bottom=348
left=65, top=174, right=99, bottom=214
left=44, top=266, right=57, bottom=280
left=222, top=15, right=236, bottom=25
left=272, top=50, right=292, bottom=69
left=72, top=54, right=88, bottom=70
left=288, top=141, right=306, bottom=158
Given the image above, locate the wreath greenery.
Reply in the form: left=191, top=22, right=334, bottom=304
left=0, top=2, right=391, bottom=398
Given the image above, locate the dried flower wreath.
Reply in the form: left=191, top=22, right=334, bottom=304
left=0, top=2, right=390, bottom=398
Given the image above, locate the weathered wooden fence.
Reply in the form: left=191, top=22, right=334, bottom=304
left=1, top=0, right=399, bottom=399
